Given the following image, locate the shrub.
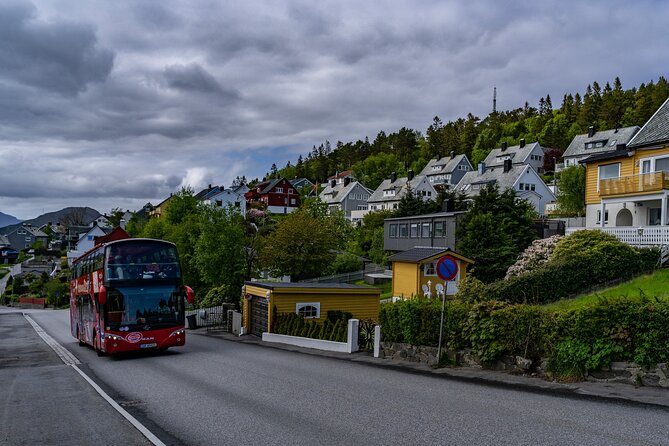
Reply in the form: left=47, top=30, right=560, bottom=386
left=198, top=284, right=239, bottom=309
left=272, top=310, right=350, bottom=342
left=379, top=296, right=669, bottom=380
left=505, top=235, right=562, bottom=279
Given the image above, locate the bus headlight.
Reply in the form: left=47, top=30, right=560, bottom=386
left=169, top=329, right=185, bottom=337
left=106, top=334, right=123, bottom=341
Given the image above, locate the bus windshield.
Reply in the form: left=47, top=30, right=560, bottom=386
left=105, top=285, right=184, bottom=330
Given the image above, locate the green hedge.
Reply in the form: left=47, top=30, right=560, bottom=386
left=478, top=247, right=658, bottom=305
left=379, top=297, right=669, bottom=380
left=271, top=311, right=348, bottom=342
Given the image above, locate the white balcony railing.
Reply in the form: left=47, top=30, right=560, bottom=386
left=565, top=226, right=669, bottom=247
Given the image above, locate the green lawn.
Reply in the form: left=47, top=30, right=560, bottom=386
left=352, top=279, right=392, bottom=300
left=543, top=269, right=669, bottom=311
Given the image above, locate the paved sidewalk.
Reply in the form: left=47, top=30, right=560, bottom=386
left=194, top=328, right=669, bottom=410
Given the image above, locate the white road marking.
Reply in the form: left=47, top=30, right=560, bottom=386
left=24, top=314, right=166, bottom=446
left=23, top=314, right=80, bottom=365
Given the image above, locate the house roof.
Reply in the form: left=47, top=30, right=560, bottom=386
left=455, top=164, right=529, bottom=196
left=420, top=154, right=470, bottom=176
left=578, top=147, right=634, bottom=164
left=628, top=97, right=669, bottom=149
left=327, top=170, right=354, bottom=181
left=388, top=247, right=450, bottom=262
left=368, top=175, right=429, bottom=204
left=563, top=126, right=640, bottom=158
left=483, top=142, right=542, bottom=167
left=384, top=211, right=465, bottom=222
left=255, top=178, right=284, bottom=194
left=290, top=178, right=313, bottom=187
left=195, top=185, right=221, bottom=200
left=245, top=281, right=376, bottom=290
left=319, top=181, right=371, bottom=204
left=0, top=235, right=9, bottom=246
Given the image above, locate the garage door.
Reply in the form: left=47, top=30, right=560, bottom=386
left=250, top=297, right=268, bottom=337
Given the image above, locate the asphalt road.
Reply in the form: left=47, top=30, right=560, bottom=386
left=0, top=312, right=150, bottom=446
left=9, top=309, right=669, bottom=445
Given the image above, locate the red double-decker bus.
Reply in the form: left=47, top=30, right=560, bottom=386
left=70, top=238, right=194, bottom=355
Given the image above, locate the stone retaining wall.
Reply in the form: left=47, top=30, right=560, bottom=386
left=380, top=341, right=668, bottom=388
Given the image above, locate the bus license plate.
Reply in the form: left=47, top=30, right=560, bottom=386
left=140, top=343, right=157, bottom=349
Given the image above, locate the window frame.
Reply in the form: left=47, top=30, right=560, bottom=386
left=296, top=302, right=320, bottom=319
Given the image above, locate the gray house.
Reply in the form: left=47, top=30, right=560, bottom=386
left=319, top=177, right=372, bottom=221
left=5, top=224, right=49, bottom=251
left=384, top=211, right=465, bottom=252
left=455, top=160, right=556, bottom=216
left=368, top=171, right=437, bottom=212
left=483, top=139, right=546, bottom=173
left=562, top=125, right=640, bottom=169
left=419, top=152, right=473, bottom=188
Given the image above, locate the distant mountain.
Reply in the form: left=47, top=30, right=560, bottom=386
left=0, top=212, right=21, bottom=229
left=0, top=207, right=100, bottom=234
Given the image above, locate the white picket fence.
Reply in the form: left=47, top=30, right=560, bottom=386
left=565, top=226, right=669, bottom=248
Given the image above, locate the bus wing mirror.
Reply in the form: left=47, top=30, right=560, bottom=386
left=185, top=286, right=195, bottom=304
left=99, top=285, right=107, bottom=305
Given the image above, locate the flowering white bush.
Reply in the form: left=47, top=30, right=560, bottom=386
left=504, top=235, right=563, bottom=279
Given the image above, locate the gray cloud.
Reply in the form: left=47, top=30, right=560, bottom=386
left=0, top=0, right=114, bottom=96
left=0, top=0, right=668, bottom=219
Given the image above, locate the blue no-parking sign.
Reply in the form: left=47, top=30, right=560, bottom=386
left=436, top=255, right=458, bottom=281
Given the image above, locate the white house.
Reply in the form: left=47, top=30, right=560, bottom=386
left=454, top=160, right=556, bottom=216
left=483, top=139, right=546, bottom=173
left=367, top=171, right=438, bottom=212
left=204, top=188, right=247, bottom=216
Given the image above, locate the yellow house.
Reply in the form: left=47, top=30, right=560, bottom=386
left=389, top=247, right=473, bottom=299
left=242, top=282, right=381, bottom=337
left=580, top=97, right=669, bottom=235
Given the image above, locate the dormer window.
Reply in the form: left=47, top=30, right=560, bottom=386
left=276, top=187, right=284, bottom=193
left=383, top=189, right=396, bottom=197
left=585, top=140, right=608, bottom=149
left=432, top=166, right=441, bottom=171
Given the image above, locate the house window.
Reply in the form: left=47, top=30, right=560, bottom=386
left=25, top=237, right=32, bottom=242
left=410, top=223, right=419, bottom=238
left=399, top=224, right=408, bottom=237
left=596, top=210, right=609, bottom=224
left=216, top=200, right=223, bottom=207
left=18, top=230, right=26, bottom=235
left=424, top=262, right=436, bottom=276
left=291, top=198, right=296, bottom=205
left=296, top=303, right=320, bottom=319
left=357, top=205, right=367, bottom=210
left=421, top=223, right=431, bottom=238
left=288, top=188, right=294, bottom=194
left=656, top=157, right=669, bottom=173
left=434, top=222, right=444, bottom=238
left=276, top=187, right=284, bottom=193
left=87, top=235, right=94, bottom=241
left=235, top=202, right=241, bottom=208
left=389, top=224, right=397, bottom=237
left=393, top=203, right=398, bottom=209
left=598, top=163, right=620, bottom=189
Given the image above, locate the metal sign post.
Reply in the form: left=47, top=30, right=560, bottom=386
left=437, top=281, right=447, bottom=362
left=435, top=255, right=458, bottom=363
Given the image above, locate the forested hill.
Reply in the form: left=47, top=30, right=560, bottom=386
left=269, top=76, right=669, bottom=191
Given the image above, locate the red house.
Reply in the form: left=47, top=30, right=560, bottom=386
left=245, top=178, right=300, bottom=214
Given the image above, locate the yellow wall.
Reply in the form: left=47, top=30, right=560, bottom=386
left=242, top=285, right=381, bottom=332
left=392, top=262, right=419, bottom=298
left=585, top=145, right=669, bottom=204
left=392, top=252, right=472, bottom=299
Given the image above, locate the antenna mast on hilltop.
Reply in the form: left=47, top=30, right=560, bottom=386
left=493, top=86, right=497, bottom=114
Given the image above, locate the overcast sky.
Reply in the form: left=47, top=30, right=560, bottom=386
left=1, top=0, right=666, bottom=220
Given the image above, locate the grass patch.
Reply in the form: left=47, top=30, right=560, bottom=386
left=352, top=279, right=392, bottom=300
left=543, top=269, right=669, bottom=311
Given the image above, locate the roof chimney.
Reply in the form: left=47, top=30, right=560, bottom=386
left=588, top=126, right=595, bottom=138
left=503, top=159, right=512, bottom=173
left=390, top=172, right=397, bottom=183
left=407, top=170, right=414, bottom=181
left=330, top=179, right=336, bottom=188
left=501, top=141, right=508, bottom=152
left=478, top=162, right=485, bottom=175
left=344, top=177, right=351, bottom=187
left=208, top=184, right=212, bottom=189
left=519, top=138, right=526, bottom=148
left=450, top=151, right=455, bottom=159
